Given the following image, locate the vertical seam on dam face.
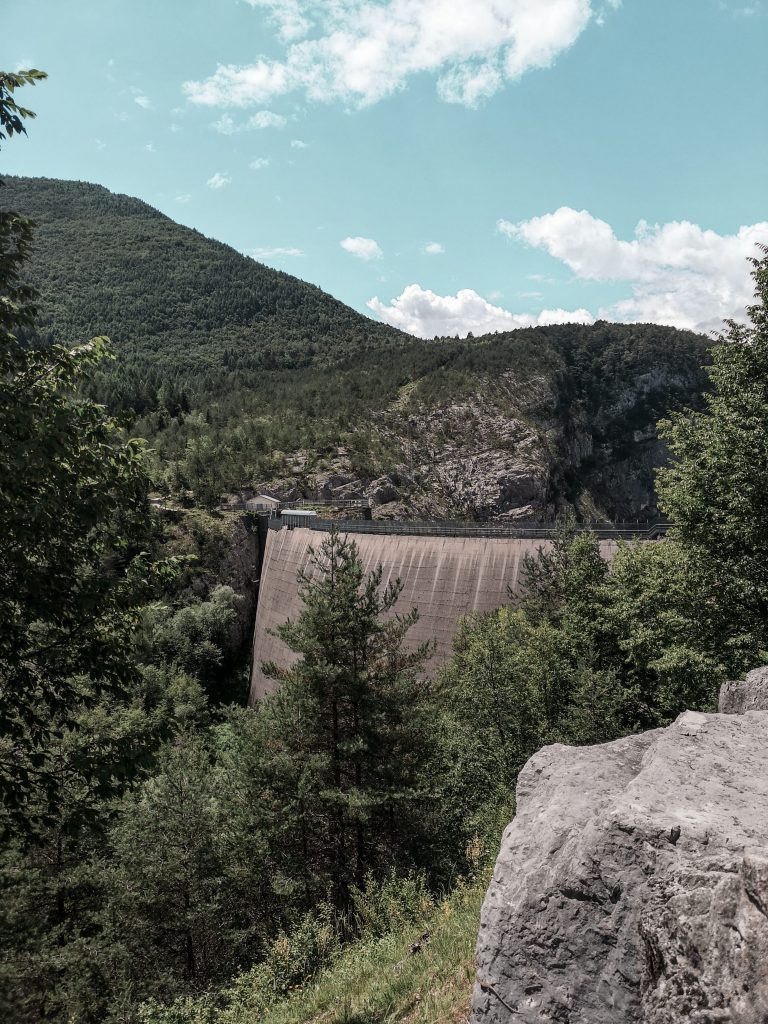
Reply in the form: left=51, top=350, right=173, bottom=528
left=248, top=527, right=617, bottom=705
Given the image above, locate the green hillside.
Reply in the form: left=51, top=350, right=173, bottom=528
left=4, top=177, right=712, bottom=516
left=3, top=175, right=406, bottom=388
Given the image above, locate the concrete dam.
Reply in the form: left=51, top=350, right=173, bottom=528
left=247, top=519, right=660, bottom=704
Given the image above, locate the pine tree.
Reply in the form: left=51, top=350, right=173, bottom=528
left=261, top=528, right=438, bottom=909
left=106, top=731, right=252, bottom=1000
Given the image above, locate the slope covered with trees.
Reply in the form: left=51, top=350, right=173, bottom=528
left=4, top=176, right=406, bottom=382
left=5, top=176, right=711, bottom=517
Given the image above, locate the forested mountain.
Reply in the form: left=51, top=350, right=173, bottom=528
left=5, top=176, right=713, bottom=518
left=4, top=175, right=406, bottom=386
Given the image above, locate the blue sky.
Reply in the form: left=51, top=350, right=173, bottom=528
left=4, top=0, right=767, bottom=337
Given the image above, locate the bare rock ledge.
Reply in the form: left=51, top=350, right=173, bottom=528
left=472, top=702, right=768, bottom=1023
left=719, top=666, right=768, bottom=716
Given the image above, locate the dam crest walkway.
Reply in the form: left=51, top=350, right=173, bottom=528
left=267, top=516, right=671, bottom=541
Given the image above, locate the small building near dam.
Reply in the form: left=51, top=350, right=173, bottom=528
left=280, top=508, right=319, bottom=529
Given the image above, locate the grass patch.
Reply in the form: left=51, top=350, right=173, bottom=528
left=239, top=877, right=484, bottom=1024
left=141, top=875, right=486, bottom=1024
left=392, top=380, right=420, bottom=411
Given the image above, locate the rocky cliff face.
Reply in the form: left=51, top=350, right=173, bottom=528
left=472, top=678, right=768, bottom=1023
left=257, top=363, right=703, bottom=523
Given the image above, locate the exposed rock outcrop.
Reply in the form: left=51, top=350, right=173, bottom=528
left=255, top=362, right=702, bottom=522
left=159, top=508, right=260, bottom=646
left=472, top=702, right=768, bottom=1023
left=719, top=665, right=768, bottom=715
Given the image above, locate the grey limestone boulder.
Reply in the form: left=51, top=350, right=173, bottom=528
left=471, top=710, right=768, bottom=1023
left=367, top=476, right=401, bottom=506
left=719, top=666, right=768, bottom=714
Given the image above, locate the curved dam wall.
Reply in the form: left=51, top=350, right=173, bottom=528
left=248, top=526, right=618, bottom=704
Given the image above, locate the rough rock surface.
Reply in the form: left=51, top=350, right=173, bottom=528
left=719, top=666, right=768, bottom=714
left=253, top=365, right=701, bottom=523
left=215, top=515, right=260, bottom=631
left=471, top=710, right=768, bottom=1023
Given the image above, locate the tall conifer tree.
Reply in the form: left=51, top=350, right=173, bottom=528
left=261, top=528, right=438, bottom=908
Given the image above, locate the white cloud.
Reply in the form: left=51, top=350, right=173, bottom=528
left=207, top=172, right=231, bottom=189
left=183, top=0, right=602, bottom=110
left=719, top=0, right=761, bottom=16
left=212, top=113, right=238, bottom=135
left=248, top=110, right=287, bottom=129
left=249, top=157, right=271, bottom=170
left=95, top=138, right=107, bottom=150
left=131, top=88, right=153, bottom=110
left=244, top=0, right=312, bottom=41
left=187, top=64, right=290, bottom=107
left=290, top=138, right=309, bottom=148
left=368, top=284, right=593, bottom=338
left=423, top=241, right=444, bottom=255
left=437, top=61, right=503, bottom=106
left=594, top=1, right=621, bottom=27
left=175, top=194, right=192, bottom=203
left=212, top=110, right=287, bottom=134
left=246, top=246, right=304, bottom=258
left=340, top=236, right=383, bottom=261
left=499, top=207, right=768, bottom=332
left=144, top=142, right=155, bottom=152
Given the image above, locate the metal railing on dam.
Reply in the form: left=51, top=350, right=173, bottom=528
left=267, top=517, right=672, bottom=541
left=287, top=498, right=371, bottom=511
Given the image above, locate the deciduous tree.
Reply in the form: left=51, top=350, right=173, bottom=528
left=0, top=69, right=172, bottom=831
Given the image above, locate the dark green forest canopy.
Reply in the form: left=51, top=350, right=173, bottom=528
left=3, top=175, right=407, bottom=377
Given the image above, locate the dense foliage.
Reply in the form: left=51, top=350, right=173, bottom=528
left=0, top=70, right=175, bottom=832
left=438, top=523, right=753, bottom=840
left=0, top=72, right=255, bottom=1019
left=657, top=245, right=768, bottom=655
left=3, top=175, right=405, bottom=395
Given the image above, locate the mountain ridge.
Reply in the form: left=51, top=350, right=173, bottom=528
left=3, top=176, right=712, bottom=519
left=3, top=175, right=407, bottom=377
